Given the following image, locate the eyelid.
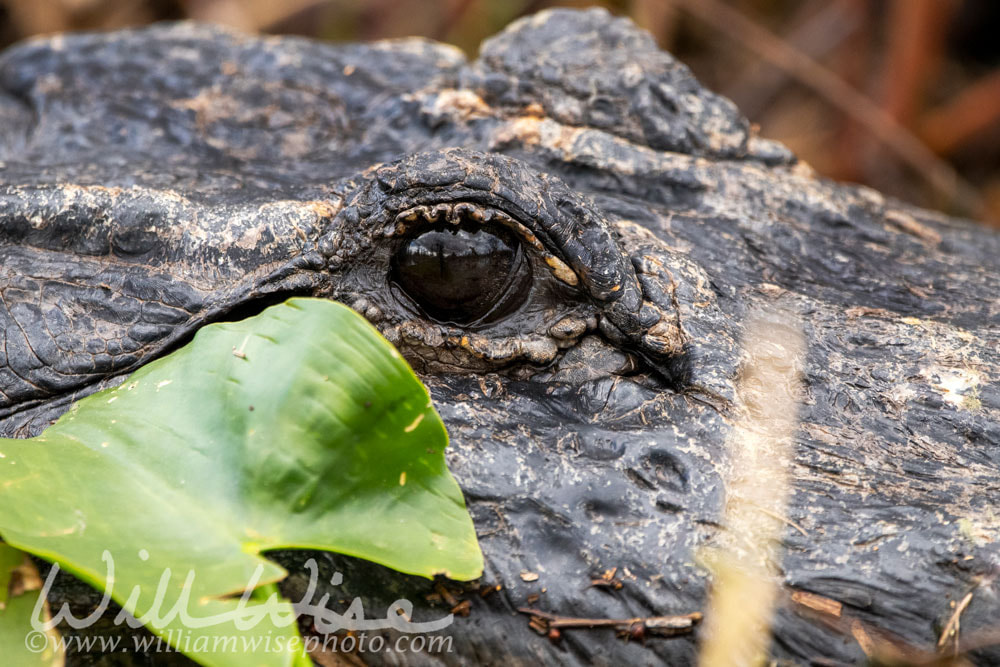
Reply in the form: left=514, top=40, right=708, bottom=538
left=325, top=148, right=647, bottom=346
left=390, top=202, right=580, bottom=288
left=368, top=150, right=639, bottom=303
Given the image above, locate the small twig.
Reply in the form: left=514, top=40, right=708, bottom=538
left=518, top=607, right=701, bottom=638
left=950, top=627, right=1000, bottom=658
left=590, top=566, right=624, bottom=590
left=751, top=503, right=809, bottom=537
left=790, top=589, right=842, bottom=618
left=937, top=591, right=973, bottom=650
left=231, top=334, right=250, bottom=359
left=434, top=582, right=460, bottom=608
left=788, top=588, right=979, bottom=666
left=850, top=618, right=877, bottom=659
left=475, top=503, right=507, bottom=538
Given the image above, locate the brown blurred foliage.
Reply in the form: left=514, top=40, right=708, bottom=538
left=2, top=0, right=999, bottom=225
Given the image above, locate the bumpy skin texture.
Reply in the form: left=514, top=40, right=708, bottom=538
left=1, top=8, right=999, bottom=665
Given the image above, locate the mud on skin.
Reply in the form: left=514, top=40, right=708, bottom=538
left=1, top=8, right=999, bottom=665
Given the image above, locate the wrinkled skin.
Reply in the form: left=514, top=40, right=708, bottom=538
left=2, top=8, right=999, bottom=665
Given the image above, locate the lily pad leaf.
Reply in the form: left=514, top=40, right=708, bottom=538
left=0, top=298, right=482, bottom=667
left=0, top=543, right=65, bottom=666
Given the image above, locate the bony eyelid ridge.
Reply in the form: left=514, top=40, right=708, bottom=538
left=324, top=148, right=648, bottom=361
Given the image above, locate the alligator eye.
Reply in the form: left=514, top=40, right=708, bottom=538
left=391, top=221, right=532, bottom=325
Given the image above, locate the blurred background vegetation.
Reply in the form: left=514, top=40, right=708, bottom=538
left=1, top=0, right=998, bottom=226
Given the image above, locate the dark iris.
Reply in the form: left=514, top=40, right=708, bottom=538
left=391, top=223, right=531, bottom=325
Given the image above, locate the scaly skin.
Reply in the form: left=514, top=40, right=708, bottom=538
left=1, top=8, right=999, bottom=665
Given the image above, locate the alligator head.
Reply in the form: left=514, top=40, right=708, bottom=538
left=1, top=8, right=999, bottom=665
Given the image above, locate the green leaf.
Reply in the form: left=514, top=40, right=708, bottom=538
left=0, top=543, right=65, bottom=666
left=0, top=542, right=21, bottom=610
left=0, top=298, right=482, bottom=667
